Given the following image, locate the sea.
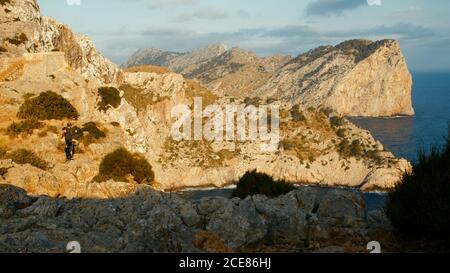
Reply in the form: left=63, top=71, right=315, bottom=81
left=178, top=71, right=450, bottom=211
left=350, top=71, right=450, bottom=163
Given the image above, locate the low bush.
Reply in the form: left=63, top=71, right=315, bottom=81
left=338, top=139, right=364, bottom=158
left=17, top=91, right=79, bottom=120
left=232, top=170, right=296, bottom=199
left=320, top=107, right=334, bottom=117
left=291, top=105, right=307, bottom=122
left=244, top=97, right=260, bottom=107
left=8, top=149, right=48, bottom=170
left=386, top=127, right=450, bottom=242
left=330, top=116, right=345, bottom=128
left=0, top=146, right=6, bottom=158
left=4, top=33, right=28, bottom=46
left=0, top=167, right=7, bottom=177
left=94, top=147, right=154, bottom=185
left=336, top=128, right=347, bottom=138
left=120, top=84, right=161, bottom=112
left=0, top=0, right=12, bottom=6
left=98, top=87, right=121, bottom=111
left=6, top=119, right=43, bottom=137
left=73, top=122, right=106, bottom=146
left=0, top=45, right=7, bottom=52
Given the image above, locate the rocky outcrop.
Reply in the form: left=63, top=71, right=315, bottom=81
left=0, top=184, right=393, bottom=253
left=124, top=45, right=292, bottom=98
left=0, top=51, right=411, bottom=192
left=0, top=0, right=121, bottom=84
left=254, top=39, right=414, bottom=117
left=126, top=40, right=414, bottom=117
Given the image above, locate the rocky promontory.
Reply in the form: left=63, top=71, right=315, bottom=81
left=126, top=40, right=414, bottom=117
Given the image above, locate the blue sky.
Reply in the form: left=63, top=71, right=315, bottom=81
left=38, top=0, right=450, bottom=71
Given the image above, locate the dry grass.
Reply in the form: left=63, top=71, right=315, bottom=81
left=120, top=84, right=163, bottom=112
left=124, top=65, right=171, bottom=75
left=162, top=138, right=224, bottom=168
left=281, top=138, right=321, bottom=164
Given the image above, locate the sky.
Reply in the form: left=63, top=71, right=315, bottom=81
left=38, top=0, right=450, bottom=71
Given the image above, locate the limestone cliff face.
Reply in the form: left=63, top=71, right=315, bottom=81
left=0, top=52, right=410, bottom=193
left=0, top=0, right=411, bottom=193
left=127, top=40, right=414, bottom=117
left=0, top=0, right=121, bottom=84
left=254, top=39, right=414, bottom=117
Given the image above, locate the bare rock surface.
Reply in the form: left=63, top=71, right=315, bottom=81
left=0, top=184, right=392, bottom=253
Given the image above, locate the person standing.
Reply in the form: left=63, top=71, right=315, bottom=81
left=62, top=123, right=77, bottom=161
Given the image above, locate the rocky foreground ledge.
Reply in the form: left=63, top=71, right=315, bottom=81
left=0, top=184, right=393, bottom=253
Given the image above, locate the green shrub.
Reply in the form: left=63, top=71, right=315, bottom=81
left=0, top=45, right=6, bottom=52
left=291, top=105, right=307, bottom=122
left=75, top=122, right=106, bottom=139
left=0, top=0, right=12, bottom=6
left=94, top=147, right=154, bottom=185
left=17, top=91, right=79, bottom=120
left=4, top=33, right=28, bottom=46
left=387, top=127, right=450, bottom=241
left=330, top=116, right=345, bottom=127
left=6, top=119, right=44, bottom=137
left=336, top=128, right=347, bottom=138
left=244, top=97, right=260, bottom=107
left=73, top=122, right=106, bottom=146
left=338, top=139, right=364, bottom=158
left=0, top=146, right=6, bottom=159
left=0, top=167, right=7, bottom=177
left=8, top=149, right=48, bottom=170
left=98, top=87, right=121, bottom=111
left=232, top=170, right=296, bottom=199
left=320, top=107, right=334, bottom=117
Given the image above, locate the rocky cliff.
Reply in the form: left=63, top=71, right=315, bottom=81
left=0, top=0, right=413, bottom=253
left=254, top=39, right=415, bottom=117
left=0, top=0, right=121, bottom=84
left=0, top=52, right=411, bottom=193
left=0, top=184, right=394, bottom=253
left=127, top=40, right=414, bottom=117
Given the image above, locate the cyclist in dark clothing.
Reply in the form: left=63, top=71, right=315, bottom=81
left=62, top=123, right=77, bottom=161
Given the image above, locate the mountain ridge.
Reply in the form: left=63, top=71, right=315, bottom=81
left=124, top=39, right=414, bottom=117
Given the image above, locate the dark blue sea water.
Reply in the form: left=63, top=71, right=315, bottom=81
left=350, top=71, right=450, bottom=163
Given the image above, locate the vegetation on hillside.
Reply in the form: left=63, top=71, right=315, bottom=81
left=6, top=119, right=43, bottom=137
left=232, top=170, right=296, bottom=199
left=4, top=33, right=28, bottom=46
left=387, top=127, right=450, bottom=243
left=0, top=0, right=12, bottom=6
left=120, top=84, right=162, bottom=112
left=0, top=149, right=49, bottom=170
left=97, top=87, right=121, bottom=111
left=17, top=91, right=79, bottom=120
left=290, top=105, right=307, bottom=122
left=73, top=122, right=107, bottom=146
left=94, top=147, right=154, bottom=185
